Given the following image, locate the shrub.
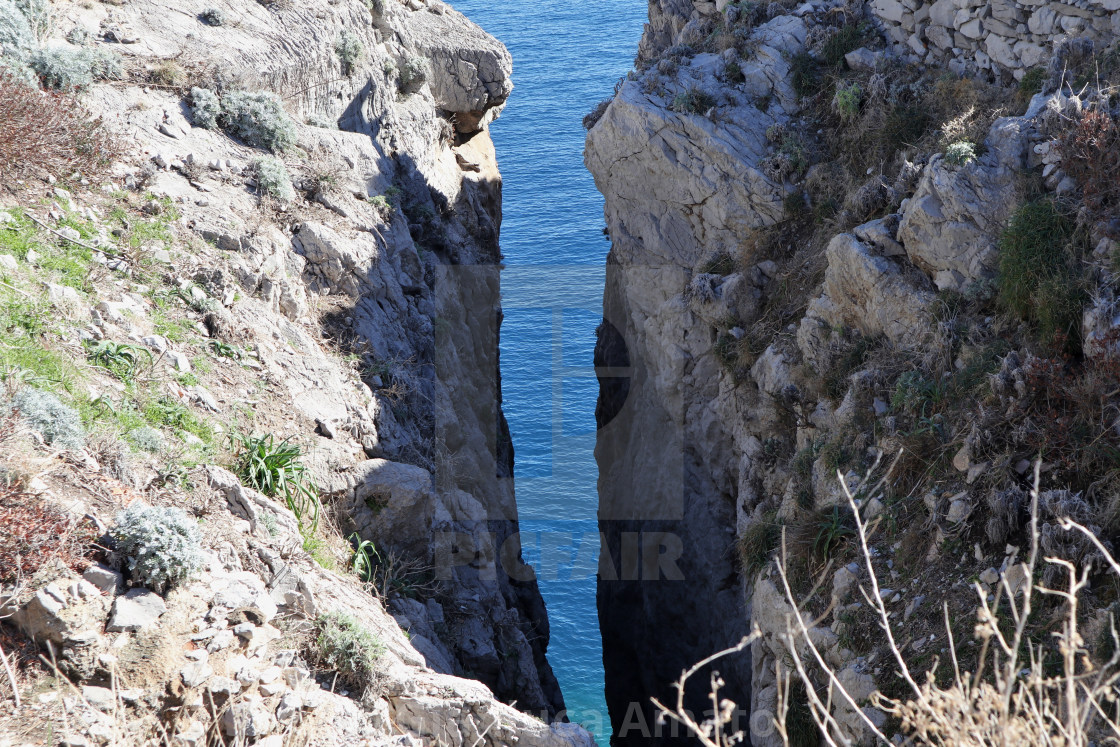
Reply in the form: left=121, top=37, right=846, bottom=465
left=198, top=7, right=224, bottom=25
left=832, top=82, right=861, bottom=121
left=219, top=90, right=297, bottom=152
left=129, top=426, right=163, bottom=453
left=997, top=199, right=1084, bottom=345
left=1017, top=66, right=1046, bottom=101
left=0, top=71, right=116, bottom=178
left=397, top=55, right=428, bottom=95
left=30, top=47, right=122, bottom=90
left=305, top=111, right=337, bottom=129
left=251, top=156, right=294, bottom=200
left=0, top=0, right=34, bottom=61
left=230, top=432, right=319, bottom=534
left=188, top=86, right=221, bottom=129
left=1061, top=108, right=1120, bottom=220
left=65, top=25, right=89, bottom=45
left=335, top=30, right=363, bottom=76
left=10, top=387, right=84, bottom=450
left=15, top=0, right=47, bottom=39
left=943, top=140, right=976, bottom=166
left=1, top=467, right=95, bottom=584
left=111, top=503, right=203, bottom=593
left=314, top=612, right=384, bottom=690
left=723, top=60, right=745, bottom=84
left=670, top=87, right=717, bottom=114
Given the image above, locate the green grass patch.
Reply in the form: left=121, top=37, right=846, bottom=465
left=997, top=199, right=1085, bottom=348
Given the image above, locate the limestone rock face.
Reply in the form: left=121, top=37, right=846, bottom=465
left=898, top=115, right=1029, bottom=290
left=0, top=0, right=577, bottom=741
left=587, top=0, right=1101, bottom=741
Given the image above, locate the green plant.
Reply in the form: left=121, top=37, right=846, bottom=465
left=219, top=90, right=297, bottom=152
left=670, top=87, right=717, bottom=114
left=208, top=340, right=238, bottom=358
left=890, top=370, right=943, bottom=416
left=111, top=502, right=203, bottom=594
left=314, top=612, right=384, bottom=690
left=832, top=82, right=861, bottom=121
left=943, top=140, right=976, bottom=166
left=997, top=199, right=1084, bottom=346
left=85, top=340, right=152, bottom=381
left=230, top=432, right=319, bottom=534
left=1017, top=66, right=1046, bottom=102
left=143, top=396, right=212, bottom=444
left=811, top=505, right=855, bottom=560
left=349, top=533, right=378, bottom=582
left=251, top=156, right=294, bottom=200
left=398, top=55, right=428, bottom=95
left=189, top=87, right=221, bottom=129
left=29, top=47, right=121, bottom=90
left=9, top=387, right=84, bottom=450
left=335, top=30, right=363, bottom=75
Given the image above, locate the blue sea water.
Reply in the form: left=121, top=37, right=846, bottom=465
left=448, top=1, right=646, bottom=743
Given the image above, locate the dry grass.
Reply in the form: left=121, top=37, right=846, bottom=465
left=658, top=458, right=1120, bottom=746
left=0, top=72, right=117, bottom=182
left=1060, top=107, right=1120, bottom=223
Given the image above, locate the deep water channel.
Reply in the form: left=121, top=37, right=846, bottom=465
left=451, top=1, right=645, bottom=742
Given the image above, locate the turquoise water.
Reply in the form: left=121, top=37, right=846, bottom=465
left=449, top=1, right=645, bottom=743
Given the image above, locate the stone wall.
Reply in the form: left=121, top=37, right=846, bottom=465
left=866, top=0, right=1120, bottom=78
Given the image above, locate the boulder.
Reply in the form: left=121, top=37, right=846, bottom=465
left=107, top=588, right=167, bottom=633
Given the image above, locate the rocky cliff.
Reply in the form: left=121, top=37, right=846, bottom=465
left=0, top=0, right=592, bottom=745
left=589, top=0, right=1120, bottom=743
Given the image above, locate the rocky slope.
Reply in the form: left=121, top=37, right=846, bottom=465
left=0, top=0, right=593, bottom=744
left=588, top=0, right=1120, bottom=743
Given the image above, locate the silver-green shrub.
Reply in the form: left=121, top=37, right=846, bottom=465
left=65, top=26, right=90, bottom=46
left=10, top=387, right=85, bottom=450
left=129, top=426, right=163, bottom=453
left=398, top=55, right=428, bottom=95
left=315, top=612, right=384, bottom=689
left=944, top=140, right=977, bottom=167
left=251, top=156, right=294, bottom=200
left=111, top=503, right=204, bottom=593
left=335, top=30, right=363, bottom=75
left=15, top=0, right=47, bottom=40
left=0, top=0, right=34, bottom=61
left=189, top=86, right=221, bottom=129
left=220, top=90, right=297, bottom=152
left=305, top=112, right=338, bottom=129
left=199, top=7, right=224, bottom=26
left=30, top=46, right=122, bottom=89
